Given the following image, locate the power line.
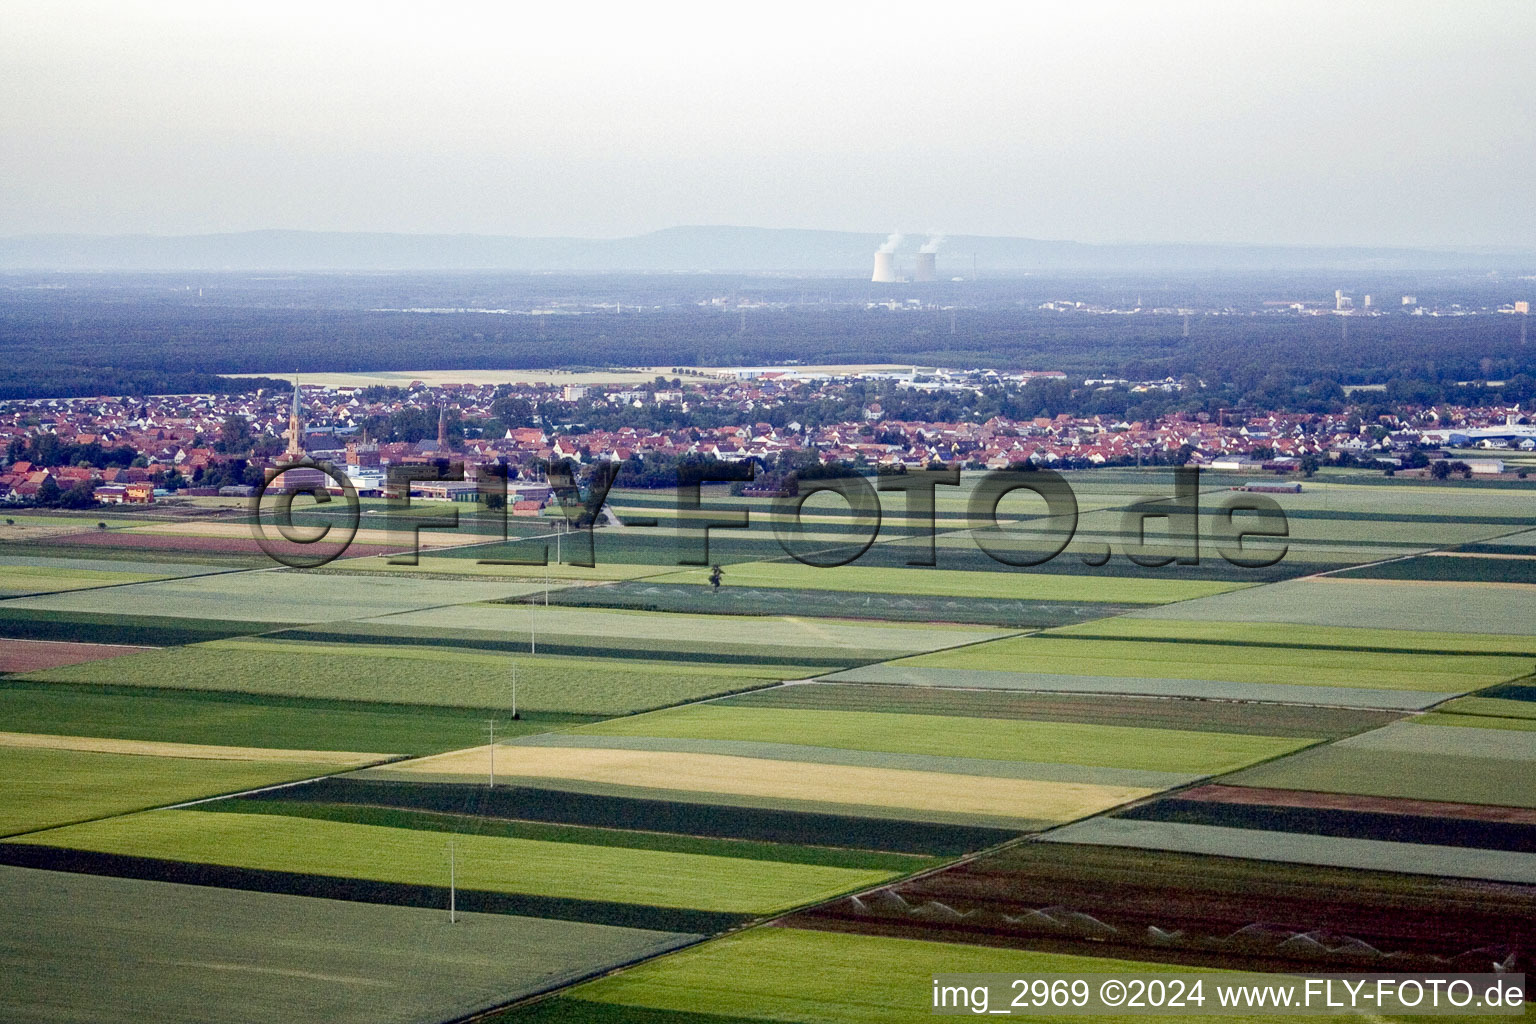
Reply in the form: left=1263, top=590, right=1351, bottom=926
left=447, top=840, right=457, bottom=924
left=486, top=719, right=496, bottom=788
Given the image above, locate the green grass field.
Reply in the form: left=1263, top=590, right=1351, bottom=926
left=499, top=926, right=1391, bottom=1024
left=651, top=561, right=1250, bottom=603
left=716, top=683, right=1401, bottom=738
left=1415, top=710, right=1536, bottom=731
left=199, top=800, right=934, bottom=872
left=10, top=809, right=902, bottom=915
left=0, top=681, right=592, bottom=755
left=375, top=603, right=1011, bottom=655
left=1225, top=719, right=1536, bottom=807
left=0, top=565, right=173, bottom=596
left=0, top=607, right=280, bottom=646
left=572, top=705, right=1312, bottom=776
left=1129, top=578, right=1536, bottom=634
left=1046, top=616, right=1536, bottom=654
left=541, top=579, right=1137, bottom=628
left=1437, top=696, right=1536, bottom=721
left=0, top=746, right=370, bottom=837
left=25, top=640, right=782, bottom=714
left=2, top=570, right=547, bottom=623
left=328, top=553, right=668, bottom=581
left=0, top=864, right=695, bottom=1024
left=893, top=634, right=1526, bottom=691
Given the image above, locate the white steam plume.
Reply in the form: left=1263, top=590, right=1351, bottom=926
left=877, top=232, right=904, bottom=254
left=920, top=234, right=945, bottom=253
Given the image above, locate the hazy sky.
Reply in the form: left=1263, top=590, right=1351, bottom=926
left=2, top=0, right=1533, bottom=246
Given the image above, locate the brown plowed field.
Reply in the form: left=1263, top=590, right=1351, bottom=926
left=789, top=841, right=1536, bottom=973
left=0, top=638, right=151, bottom=672
left=1179, top=783, right=1536, bottom=824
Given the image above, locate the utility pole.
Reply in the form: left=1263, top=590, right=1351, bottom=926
left=448, top=840, right=457, bottom=924
left=511, top=661, right=519, bottom=720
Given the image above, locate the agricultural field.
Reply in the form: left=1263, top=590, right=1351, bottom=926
left=1333, top=551, right=1536, bottom=583
left=1128, top=576, right=1536, bottom=634
left=4, top=470, right=1535, bottom=1021
left=6, top=807, right=901, bottom=920
left=651, top=560, right=1250, bottom=603
left=824, top=625, right=1522, bottom=709
left=890, top=634, right=1524, bottom=690
left=24, top=636, right=793, bottom=714
left=792, top=839, right=1536, bottom=977
left=566, top=703, right=1309, bottom=776
left=0, top=865, right=696, bottom=1024
left=1222, top=715, right=1536, bottom=808
left=20, top=597, right=1011, bottom=714
left=356, top=684, right=1319, bottom=837
left=0, top=637, right=150, bottom=673
left=1, top=569, right=548, bottom=623
left=1045, top=616, right=1536, bottom=654
left=0, top=606, right=292, bottom=646
left=325, top=552, right=672, bottom=582
left=1035, top=713, right=1536, bottom=889
left=0, top=564, right=165, bottom=596
left=0, top=552, right=232, bottom=596
left=541, top=578, right=1140, bottom=627
left=372, top=602, right=1011, bottom=659
left=491, top=925, right=1408, bottom=1024
left=0, top=740, right=391, bottom=837
left=0, top=680, right=588, bottom=755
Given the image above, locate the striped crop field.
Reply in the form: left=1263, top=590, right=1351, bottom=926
left=1, top=571, right=547, bottom=623
left=364, top=743, right=1144, bottom=828
left=6, top=807, right=903, bottom=917
left=1223, top=716, right=1536, bottom=808
left=0, top=742, right=392, bottom=837
left=1043, top=617, right=1536, bottom=655
left=0, top=865, right=696, bottom=1024
left=566, top=704, right=1312, bottom=776
left=490, top=926, right=1392, bottom=1024
left=888, top=635, right=1526, bottom=691
left=1127, top=578, right=1536, bottom=635
left=24, top=639, right=783, bottom=715
left=650, top=561, right=1251, bottom=603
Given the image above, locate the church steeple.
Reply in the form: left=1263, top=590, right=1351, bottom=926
left=284, top=372, right=306, bottom=461
left=437, top=405, right=448, bottom=451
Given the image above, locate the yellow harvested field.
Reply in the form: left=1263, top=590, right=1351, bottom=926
left=0, top=732, right=394, bottom=766
left=388, top=744, right=1153, bottom=822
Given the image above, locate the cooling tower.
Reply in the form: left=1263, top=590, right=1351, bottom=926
left=913, top=252, right=937, bottom=282
left=872, top=251, right=897, bottom=282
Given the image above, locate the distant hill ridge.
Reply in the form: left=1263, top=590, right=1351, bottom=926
left=1, top=225, right=1531, bottom=273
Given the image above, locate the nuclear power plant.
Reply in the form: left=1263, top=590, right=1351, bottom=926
left=870, top=233, right=942, bottom=282
left=871, top=251, right=898, bottom=283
